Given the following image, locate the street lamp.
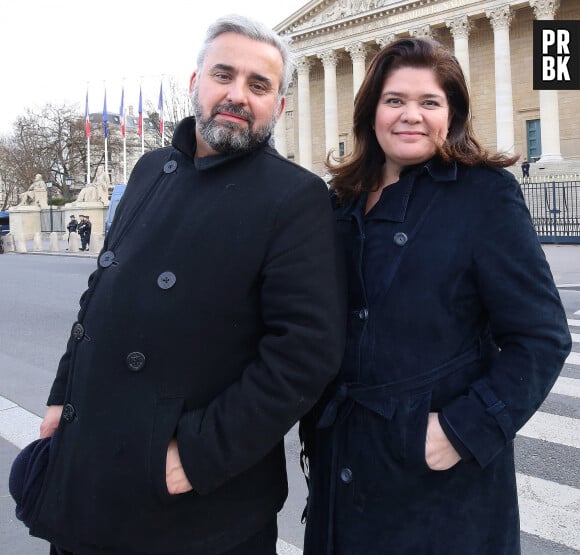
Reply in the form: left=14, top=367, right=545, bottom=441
left=64, top=176, right=73, bottom=200
left=45, top=179, right=53, bottom=232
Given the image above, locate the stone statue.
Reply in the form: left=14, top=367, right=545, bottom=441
left=17, top=174, right=49, bottom=209
left=75, top=167, right=110, bottom=205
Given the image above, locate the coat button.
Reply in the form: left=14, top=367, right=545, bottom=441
left=126, top=352, right=146, bottom=372
left=62, top=403, right=76, bottom=423
left=163, top=160, right=178, bottom=174
left=98, top=250, right=116, bottom=268
left=157, top=271, right=176, bottom=290
left=340, top=467, right=353, bottom=484
left=358, top=308, right=369, bottom=320
left=393, top=232, right=408, bottom=246
left=71, top=322, right=85, bottom=341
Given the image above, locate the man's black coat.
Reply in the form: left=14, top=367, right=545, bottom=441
left=29, top=118, right=346, bottom=554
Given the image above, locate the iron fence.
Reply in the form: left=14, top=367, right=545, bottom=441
left=520, top=175, right=580, bottom=244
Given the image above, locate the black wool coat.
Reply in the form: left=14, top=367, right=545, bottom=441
left=301, top=159, right=571, bottom=555
left=29, top=118, right=346, bottom=554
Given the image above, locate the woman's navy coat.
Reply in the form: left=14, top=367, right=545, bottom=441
left=26, top=118, right=346, bottom=554
left=302, top=159, right=571, bottom=554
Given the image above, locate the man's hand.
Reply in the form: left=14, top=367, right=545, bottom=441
left=40, top=405, right=63, bottom=438
left=166, top=438, right=193, bottom=495
left=425, top=412, right=461, bottom=471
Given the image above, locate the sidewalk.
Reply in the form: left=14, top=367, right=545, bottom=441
left=3, top=237, right=579, bottom=288
left=542, top=244, right=580, bottom=288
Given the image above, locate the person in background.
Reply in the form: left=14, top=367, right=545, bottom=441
left=14, top=14, right=345, bottom=555
left=66, top=215, right=78, bottom=245
left=521, top=157, right=530, bottom=178
left=300, top=37, right=571, bottom=555
left=77, top=215, right=91, bottom=252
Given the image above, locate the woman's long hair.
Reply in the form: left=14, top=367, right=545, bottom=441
left=329, top=38, right=518, bottom=203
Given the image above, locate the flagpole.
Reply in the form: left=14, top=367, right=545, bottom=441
left=158, top=79, right=164, bottom=148
left=139, top=83, right=144, bottom=155
left=119, top=84, right=127, bottom=183
left=85, top=87, right=91, bottom=184
left=103, top=86, right=108, bottom=179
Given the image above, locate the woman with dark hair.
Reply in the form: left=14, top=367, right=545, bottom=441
left=300, top=38, right=571, bottom=554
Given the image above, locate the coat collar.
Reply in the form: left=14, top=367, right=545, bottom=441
left=333, top=157, right=457, bottom=224
left=171, top=116, right=271, bottom=171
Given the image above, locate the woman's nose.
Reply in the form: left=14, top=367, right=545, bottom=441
left=401, top=102, right=422, bottom=123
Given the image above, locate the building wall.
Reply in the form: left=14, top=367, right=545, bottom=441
left=281, top=0, right=580, bottom=175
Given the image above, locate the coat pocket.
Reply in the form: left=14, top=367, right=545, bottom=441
left=401, top=389, right=432, bottom=473
left=149, top=396, right=186, bottom=504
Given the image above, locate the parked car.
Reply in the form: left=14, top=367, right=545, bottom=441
left=0, top=211, right=9, bottom=235
left=105, top=184, right=126, bottom=234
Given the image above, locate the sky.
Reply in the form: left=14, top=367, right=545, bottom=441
left=0, top=0, right=309, bottom=134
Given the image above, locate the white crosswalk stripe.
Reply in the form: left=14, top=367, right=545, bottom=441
left=1, top=318, right=579, bottom=554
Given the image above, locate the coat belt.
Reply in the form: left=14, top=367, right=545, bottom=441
left=317, top=343, right=482, bottom=429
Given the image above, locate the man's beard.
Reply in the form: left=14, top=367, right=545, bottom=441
left=192, top=85, right=279, bottom=154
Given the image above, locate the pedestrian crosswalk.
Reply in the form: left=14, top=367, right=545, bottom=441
left=516, top=313, right=580, bottom=552
left=1, top=315, right=579, bottom=554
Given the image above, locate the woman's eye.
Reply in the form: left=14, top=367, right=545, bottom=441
left=386, top=98, right=402, bottom=106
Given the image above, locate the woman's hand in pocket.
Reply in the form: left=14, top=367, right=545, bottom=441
left=166, top=438, right=193, bottom=495
left=425, top=412, right=461, bottom=471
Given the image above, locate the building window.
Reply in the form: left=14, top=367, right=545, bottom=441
left=339, top=141, right=345, bottom=156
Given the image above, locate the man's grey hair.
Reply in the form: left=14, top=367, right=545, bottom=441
left=196, top=14, right=295, bottom=97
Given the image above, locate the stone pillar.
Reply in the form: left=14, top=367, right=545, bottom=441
left=318, top=50, right=340, bottom=158
left=274, top=111, right=287, bottom=157
left=487, top=5, right=515, bottom=154
left=530, top=0, right=563, bottom=162
left=446, top=15, right=472, bottom=88
left=346, top=42, right=367, bottom=99
left=296, top=57, right=313, bottom=170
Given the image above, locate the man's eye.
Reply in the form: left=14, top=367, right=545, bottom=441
left=214, top=73, right=230, bottom=81
left=251, top=83, right=268, bottom=93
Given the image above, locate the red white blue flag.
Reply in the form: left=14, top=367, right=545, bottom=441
left=138, top=86, right=143, bottom=137
left=85, top=91, right=91, bottom=138
left=158, top=82, right=164, bottom=136
left=103, top=89, right=109, bottom=139
left=119, top=87, right=126, bottom=138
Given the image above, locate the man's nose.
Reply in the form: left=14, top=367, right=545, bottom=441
left=225, top=79, right=248, bottom=105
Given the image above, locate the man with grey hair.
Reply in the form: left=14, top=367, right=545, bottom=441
left=19, top=13, right=345, bottom=555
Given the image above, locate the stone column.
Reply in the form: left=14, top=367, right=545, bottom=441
left=487, top=5, right=515, bottom=154
left=296, top=57, right=313, bottom=170
left=274, top=111, right=287, bottom=157
left=346, top=42, right=367, bottom=99
left=446, top=15, right=472, bottom=88
left=318, top=50, right=340, bottom=157
left=530, top=0, right=563, bottom=162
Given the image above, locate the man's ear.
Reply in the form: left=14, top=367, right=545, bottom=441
left=189, top=72, right=198, bottom=94
left=276, top=97, right=286, bottom=120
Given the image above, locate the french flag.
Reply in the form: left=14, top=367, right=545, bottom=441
left=158, top=82, right=164, bottom=136
left=119, top=87, right=125, bottom=138
left=103, top=89, right=108, bottom=139
left=85, top=91, right=91, bottom=138
left=138, top=86, right=143, bottom=137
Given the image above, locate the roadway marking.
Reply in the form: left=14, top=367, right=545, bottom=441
left=0, top=395, right=41, bottom=449
left=518, top=411, right=580, bottom=449
left=551, top=376, right=580, bottom=399
left=517, top=473, right=580, bottom=551
left=568, top=319, right=580, bottom=327
left=276, top=539, right=303, bottom=554
left=566, top=352, right=580, bottom=366
left=571, top=333, right=580, bottom=343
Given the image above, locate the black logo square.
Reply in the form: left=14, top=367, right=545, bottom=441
left=533, top=20, right=580, bottom=90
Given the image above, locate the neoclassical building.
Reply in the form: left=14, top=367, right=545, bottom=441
left=273, top=0, right=580, bottom=176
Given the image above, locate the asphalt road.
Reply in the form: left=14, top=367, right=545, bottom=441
left=1, top=247, right=579, bottom=554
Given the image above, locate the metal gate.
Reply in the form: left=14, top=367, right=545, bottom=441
left=520, top=176, right=580, bottom=244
